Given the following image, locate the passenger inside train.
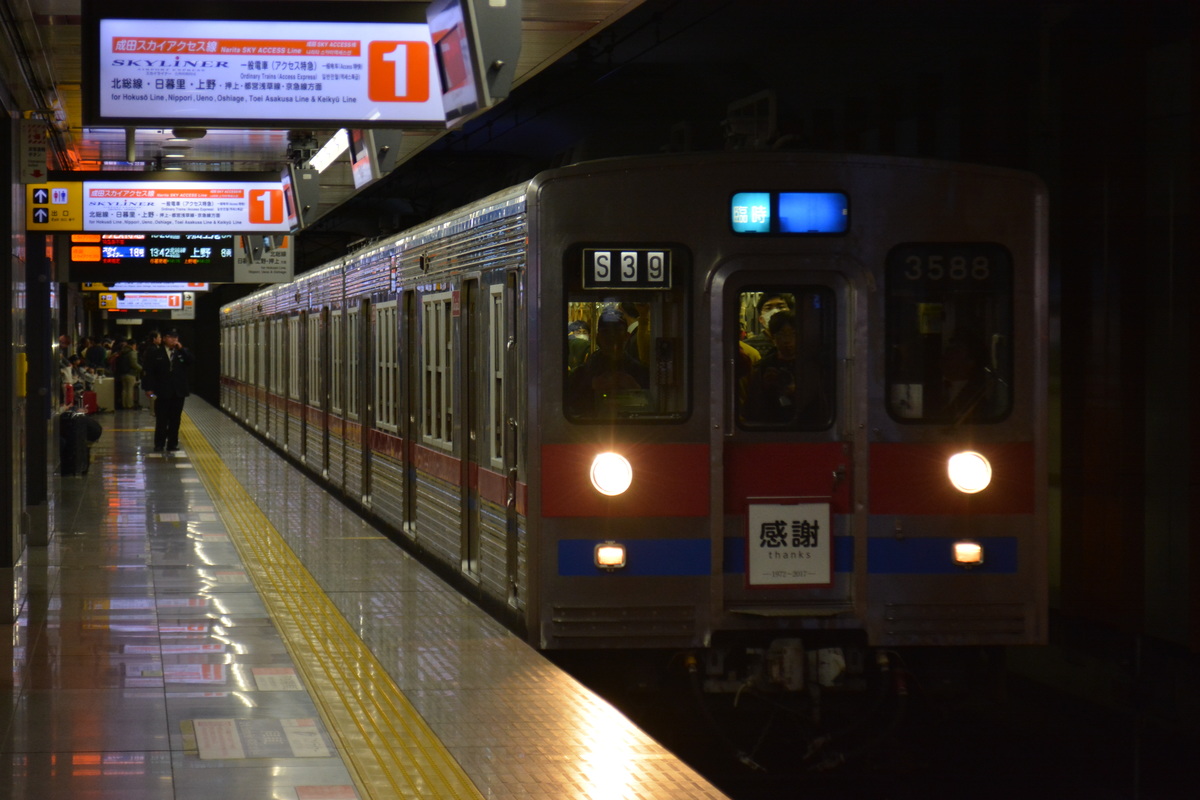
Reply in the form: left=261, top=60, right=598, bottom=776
left=741, top=310, right=829, bottom=427
left=565, top=303, right=649, bottom=417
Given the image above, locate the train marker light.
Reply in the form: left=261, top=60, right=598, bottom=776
left=590, top=452, right=633, bottom=496
left=594, top=541, right=627, bottom=570
left=953, top=540, right=985, bottom=567
left=948, top=451, right=992, bottom=494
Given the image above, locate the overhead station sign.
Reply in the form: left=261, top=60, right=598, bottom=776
left=91, top=16, right=443, bottom=126
left=83, top=282, right=210, bottom=292
left=29, top=174, right=290, bottom=233
left=99, top=292, right=184, bottom=311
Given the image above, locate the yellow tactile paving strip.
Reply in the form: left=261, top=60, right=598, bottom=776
left=181, top=414, right=485, bottom=800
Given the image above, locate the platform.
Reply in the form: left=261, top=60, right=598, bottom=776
left=4, top=398, right=728, bottom=799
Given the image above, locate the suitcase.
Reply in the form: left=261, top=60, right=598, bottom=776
left=92, top=378, right=115, bottom=412
left=82, top=389, right=99, bottom=415
left=60, top=411, right=90, bottom=475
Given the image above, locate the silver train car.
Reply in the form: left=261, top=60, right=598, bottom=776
left=221, top=152, right=1047, bottom=672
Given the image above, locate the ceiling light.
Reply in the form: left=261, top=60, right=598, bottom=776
left=308, top=129, right=349, bottom=173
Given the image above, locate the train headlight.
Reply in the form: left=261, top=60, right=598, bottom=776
left=594, top=541, right=627, bottom=569
left=590, top=452, right=633, bottom=496
left=953, top=540, right=985, bottom=567
left=947, top=451, right=992, bottom=494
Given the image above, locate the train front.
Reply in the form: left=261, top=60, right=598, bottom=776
left=527, top=154, right=1047, bottom=673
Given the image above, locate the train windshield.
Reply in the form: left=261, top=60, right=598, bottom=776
left=736, top=287, right=837, bottom=430
left=884, top=243, right=1013, bottom=424
left=563, top=249, right=690, bottom=423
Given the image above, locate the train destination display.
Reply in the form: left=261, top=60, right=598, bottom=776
left=67, top=233, right=234, bottom=283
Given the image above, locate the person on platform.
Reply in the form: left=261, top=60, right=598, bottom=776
left=142, top=329, right=193, bottom=453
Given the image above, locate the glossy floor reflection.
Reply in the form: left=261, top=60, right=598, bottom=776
left=5, top=400, right=727, bottom=799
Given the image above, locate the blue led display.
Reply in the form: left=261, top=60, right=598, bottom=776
left=778, top=192, right=849, bottom=233
left=730, top=192, right=772, bottom=233
left=730, top=191, right=849, bottom=234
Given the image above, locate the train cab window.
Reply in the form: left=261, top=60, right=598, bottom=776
left=885, top=243, right=1013, bottom=424
left=736, top=287, right=836, bottom=430
left=564, top=245, right=689, bottom=422
left=564, top=293, right=688, bottom=422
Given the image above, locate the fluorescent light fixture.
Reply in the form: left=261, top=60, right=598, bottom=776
left=308, top=129, right=349, bottom=173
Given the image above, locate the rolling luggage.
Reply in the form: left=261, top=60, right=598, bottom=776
left=60, top=411, right=90, bottom=475
left=92, top=378, right=114, bottom=411
left=82, top=389, right=99, bottom=415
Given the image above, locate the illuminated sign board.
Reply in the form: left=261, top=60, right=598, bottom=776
left=90, top=14, right=443, bottom=127
left=86, top=180, right=291, bottom=232
left=30, top=176, right=291, bottom=233
left=99, top=292, right=184, bottom=310
left=68, top=233, right=234, bottom=282
left=83, top=282, right=210, bottom=292
left=730, top=191, right=849, bottom=235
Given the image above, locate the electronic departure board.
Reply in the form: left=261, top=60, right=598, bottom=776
left=67, top=233, right=235, bottom=282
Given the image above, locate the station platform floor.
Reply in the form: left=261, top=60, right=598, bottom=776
left=4, top=398, right=728, bottom=800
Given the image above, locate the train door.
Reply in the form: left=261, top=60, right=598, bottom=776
left=461, top=279, right=481, bottom=578
left=402, top=290, right=418, bottom=535
left=499, top=273, right=521, bottom=608
left=714, top=265, right=859, bottom=624
left=297, top=310, right=309, bottom=461
left=356, top=299, right=372, bottom=505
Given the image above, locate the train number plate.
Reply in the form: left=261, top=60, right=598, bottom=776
left=582, top=248, right=672, bottom=289
left=747, top=502, right=832, bottom=587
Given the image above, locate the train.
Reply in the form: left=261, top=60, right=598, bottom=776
left=220, top=151, right=1047, bottom=693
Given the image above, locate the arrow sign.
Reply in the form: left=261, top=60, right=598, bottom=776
left=33, top=188, right=48, bottom=203
left=33, top=208, right=49, bottom=223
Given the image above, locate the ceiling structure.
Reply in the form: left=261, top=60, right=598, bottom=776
left=9, top=0, right=648, bottom=237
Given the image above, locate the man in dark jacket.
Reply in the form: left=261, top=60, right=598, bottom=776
left=142, top=329, right=193, bottom=452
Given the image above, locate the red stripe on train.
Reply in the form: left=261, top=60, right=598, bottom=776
left=868, top=441, right=1035, bottom=515
left=541, top=443, right=710, bottom=518
left=724, top=442, right=852, bottom=514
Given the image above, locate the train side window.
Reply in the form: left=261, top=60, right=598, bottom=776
left=331, top=309, right=344, bottom=415
left=287, top=315, right=301, bottom=402
left=306, top=313, right=322, bottom=408
left=422, top=291, right=455, bottom=447
left=374, top=302, right=399, bottom=432
left=884, top=243, right=1013, bottom=424
left=487, top=283, right=505, bottom=467
left=736, top=287, right=836, bottom=430
left=347, top=306, right=361, bottom=421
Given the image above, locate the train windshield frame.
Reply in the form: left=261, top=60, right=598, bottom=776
left=884, top=242, right=1014, bottom=425
left=563, top=244, right=691, bottom=423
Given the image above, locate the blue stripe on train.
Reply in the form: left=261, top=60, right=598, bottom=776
left=559, top=537, right=1017, bottom=576
left=867, top=537, right=1018, bottom=574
